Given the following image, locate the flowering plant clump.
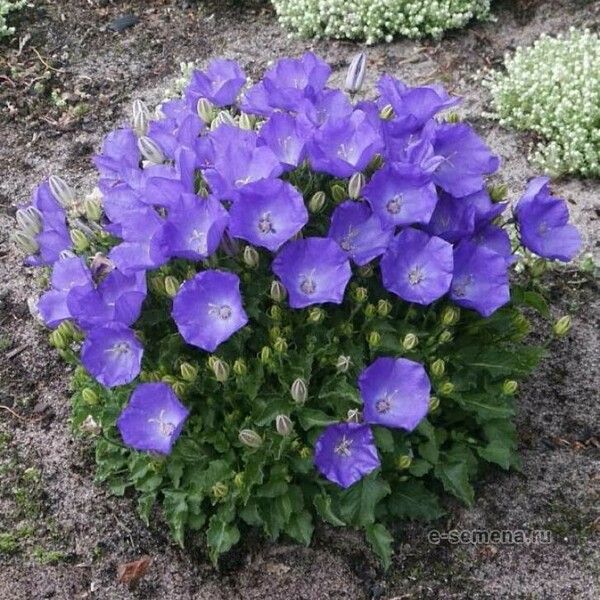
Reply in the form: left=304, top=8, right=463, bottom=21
left=486, top=28, right=600, bottom=178
left=15, top=53, right=581, bottom=567
left=272, top=0, right=491, bottom=44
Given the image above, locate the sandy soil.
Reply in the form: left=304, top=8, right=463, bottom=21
left=0, top=1, right=598, bottom=598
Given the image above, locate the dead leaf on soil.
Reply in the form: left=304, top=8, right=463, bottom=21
left=117, top=555, right=152, bottom=589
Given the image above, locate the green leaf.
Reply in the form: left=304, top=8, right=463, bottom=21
left=453, top=392, right=514, bottom=421
left=365, top=523, right=394, bottom=570
left=434, top=461, right=474, bottom=506
left=285, top=511, right=314, bottom=546
left=456, top=346, right=545, bottom=379
left=512, top=287, right=550, bottom=317
left=373, top=427, right=395, bottom=453
left=206, top=516, right=240, bottom=565
left=297, top=408, right=337, bottom=430
left=338, top=475, right=390, bottom=526
left=408, top=458, right=432, bottom=477
left=477, top=441, right=520, bottom=470
left=162, top=489, right=189, bottom=547
left=313, top=493, right=345, bottom=527
left=388, top=481, right=444, bottom=521
left=137, top=492, right=157, bottom=526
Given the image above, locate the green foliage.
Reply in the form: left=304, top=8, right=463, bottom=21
left=271, top=0, right=491, bottom=44
left=487, top=28, right=600, bottom=178
left=0, top=0, right=26, bottom=40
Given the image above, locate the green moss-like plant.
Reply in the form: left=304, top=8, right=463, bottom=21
left=0, top=0, right=26, bottom=40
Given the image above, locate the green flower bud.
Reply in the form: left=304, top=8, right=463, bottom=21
left=358, top=264, right=374, bottom=278
left=238, top=112, right=254, bottom=130
left=259, top=346, right=272, bottom=364
left=216, top=110, right=236, bottom=127
left=368, top=331, right=381, bottom=347
left=273, top=337, right=288, bottom=353
left=368, top=153, right=384, bottom=171
left=291, top=378, right=308, bottom=404
left=275, top=414, right=293, bottom=436
left=211, top=482, right=229, bottom=500
left=309, top=191, right=326, bottom=213
left=299, top=446, right=311, bottom=460
left=233, top=472, right=244, bottom=488
left=148, top=275, right=165, bottom=295
left=12, top=231, right=39, bottom=254
left=364, top=303, right=377, bottom=318
left=553, top=315, right=572, bottom=337
left=81, top=388, right=98, bottom=406
left=402, top=333, right=418, bottom=351
left=270, top=280, right=287, bottom=302
left=80, top=415, right=101, bottom=436
left=239, top=428, right=262, bottom=448
left=345, top=51, right=367, bottom=94
left=348, top=172, right=365, bottom=199
left=439, top=381, right=455, bottom=396
left=353, top=286, right=368, bottom=303
left=180, top=362, right=198, bottom=382
left=530, top=259, right=547, bottom=277
left=233, top=358, right=247, bottom=377
left=377, top=299, right=392, bottom=317
left=307, top=307, right=325, bottom=323
left=49, top=175, right=75, bottom=209
left=161, top=374, right=178, bottom=385
left=489, top=182, right=508, bottom=202
left=379, top=104, right=394, bottom=120
left=269, top=326, right=282, bottom=341
left=396, top=455, right=412, bottom=470
left=132, top=98, right=149, bottom=136
left=16, top=206, right=43, bottom=235
left=197, top=97, right=214, bottom=123
left=84, top=197, right=102, bottom=222
left=172, top=381, right=187, bottom=397
left=49, top=329, right=68, bottom=349
left=70, top=229, right=89, bottom=252
left=336, top=355, right=351, bottom=373
left=243, top=245, right=259, bottom=268
left=138, top=135, right=165, bottom=164
left=331, top=183, right=346, bottom=203
left=340, top=322, right=354, bottom=337
left=164, top=275, right=180, bottom=298
left=440, top=306, right=460, bottom=326
left=269, top=305, right=282, bottom=321
left=211, top=358, right=230, bottom=382
left=445, top=111, right=461, bottom=123
left=502, top=380, right=518, bottom=395
left=431, top=359, right=445, bottom=378
left=439, top=330, right=453, bottom=344
left=428, top=396, right=440, bottom=412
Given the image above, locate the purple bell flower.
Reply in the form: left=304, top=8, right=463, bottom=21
left=471, top=224, right=515, bottom=267
left=164, top=193, right=229, bottom=260
left=450, top=240, right=510, bottom=317
left=359, top=357, right=430, bottom=431
left=172, top=270, right=249, bottom=352
left=431, top=123, right=500, bottom=198
left=117, top=383, right=189, bottom=454
left=515, top=177, right=581, bottom=262
left=363, top=163, right=438, bottom=229
left=380, top=228, right=453, bottom=305
left=228, top=179, right=308, bottom=252
left=328, top=201, right=393, bottom=266
left=313, top=422, right=380, bottom=488
left=93, top=128, right=141, bottom=186
left=297, top=89, right=353, bottom=129
left=185, top=59, right=246, bottom=108
left=257, top=112, right=311, bottom=170
left=308, top=109, right=383, bottom=178
left=272, top=237, right=352, bottom=308
left=81, top=323, right=143, bottom=388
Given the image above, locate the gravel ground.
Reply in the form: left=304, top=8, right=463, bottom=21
left=0, top=1, right=598, bottom=598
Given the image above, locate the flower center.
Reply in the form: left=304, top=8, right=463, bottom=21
left=209, top=303, right=233, bottom=320
left=110, top=341, right=131, bottom=356
left=337, top=143, right=356, bottom=162
left=340, top=226, right=358, bottom=252
left=386, top=195, right=402, bottom=214
left=452, top=274, right=474, bottom=298
left=537, top=221, right=549, bottom=236
left=258, top=212, right=276, bottom=234
left=376, top=396, right=392, bottom=414
left=408, top=266, right=424, bottom=286
left=190, top=229, right=207, bottom=254
left=149, top=410, right=176, bottom=438
left=334, top=435, right=353, bottom=457
left=300, top=271, right=317, bottom=295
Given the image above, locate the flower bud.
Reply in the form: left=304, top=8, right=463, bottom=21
left=138, top=136, right=165, bottom=164
left=259, top=346, right=271, bottom=364
left=489, top=182, right=508, bottom=202
left=345, top=51, right=367, bottom=94
left=12, top=231, right=39, bottom=254
left=346, top=409, right=361, bottom=423
left=269, top=326, right=281, bottom=340
left=70, top=229, right=89, bottom=252
left=364, top=304, right=377, bottom=319
left=553, top=315, right=572, bottom=337
left=234, top=472, right=244, bottom=488
left=239, top=428, right=262, bottom=448
left=307, top=307, right=325, bottom=323
left=353, top=286, right=368, bottom=303
left=49, top=329, right=67, bottom=349
left=216, top=110, right=236, bottom=127
left=348, top=172, right=365, bottom=200
left=268, top=305, right=282, bottom=321
left=211, top=358, right=230, bottom=382
left=16, top=207, right=43, bottom=236
left=49, top=175, right=75, bottom=208
left=270, top=280, right=287, bottom=302
left=502, top=380, right=518, bottom=395
left=440, top=306, right=460, bottom=327
left=299, top=446, right=311, bottom=460
left=530, top=259, right=546, bottom=277
left=81, top=388, right=98, bottom=405
left=331, top=183, right=346, bottom=203
left=84, top=197, right=102, bottom=222
left=358, top=264, right=374, bottom=278
left=164, top=275, right=180, bottom=298
left=402, top=333, right=418, bottom=351
left=431, top=359, right=445, bottom=378
left=340, top=322, right=354, bottom=336
left=243, top=245, right=259, bottom=268
left=309, top=191, right=326, bottom=213
left=336, top=355, right=351, bottom=373
left=273, top=337, right=287, bottom=353
left=428, top=396, right=440, bottom=412
left=180, top=362, right=198, bottom=382
left=368, top=153, right=384, bottom=171
left=132, top=99, right=149, bottom=136
left=445, top=111, right=461, bottom=124
left=396, top=455, right=412, bottom=470
left=238, top=112, right=254, bottom=130
left=368, top=331, right=381, bottom=347
left=379, top=104, right=394, bottom=120
left=80, top=415, right=101, bottom=436
left=233, top=358, right=247, bottom=376
left=172, top=381, right=186, bottom=397
left=197, top=98, right=214, bottom=123
left=275, top=414, right=294, bottom=436
left=161, top=375, right=178, bottom=385
left=439, top=330, right=453, bottom=344
left=211, top=482, right=229, bottom=500
left=377, top=299, right=392, bottom=317
left=291, top=378, right=308, bottom=404
left=439, top=381, right=455, bottom=396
